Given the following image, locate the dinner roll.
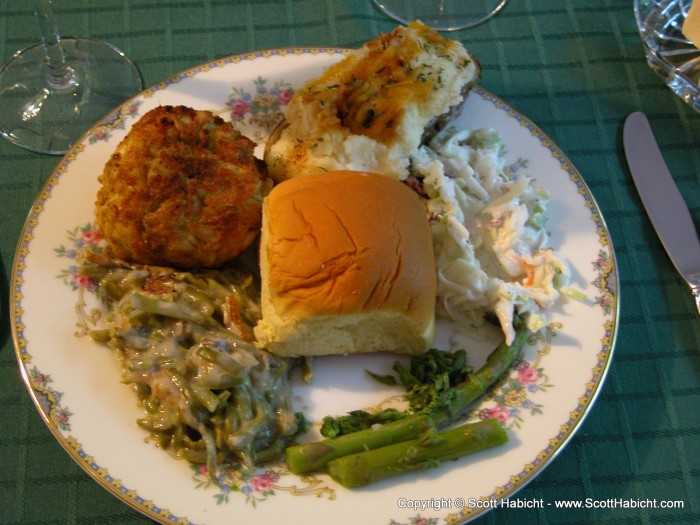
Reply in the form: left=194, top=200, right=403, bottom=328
left=254, top=170, right=437, bottom=357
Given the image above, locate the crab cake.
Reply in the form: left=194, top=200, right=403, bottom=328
left=96, top=105, right=268, bottom=269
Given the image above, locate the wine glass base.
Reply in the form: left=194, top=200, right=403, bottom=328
left=373, top=0, right=507, bottom=31
left=0, top=37, right=143, bottom=155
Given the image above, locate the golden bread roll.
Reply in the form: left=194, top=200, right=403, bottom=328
left=254, top=170, right=437, bottom=357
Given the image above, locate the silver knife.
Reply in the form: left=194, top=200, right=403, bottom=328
left=623, top=111, right=700, bottom=316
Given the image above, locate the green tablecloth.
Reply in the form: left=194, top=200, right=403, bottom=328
left=1, top=1, right=698, bottom=523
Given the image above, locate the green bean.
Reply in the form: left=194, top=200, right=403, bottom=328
left=133, top=383, right=152, bottom=402
left=125, top=357, right=155, bottom=372
left=164, top=369, right=196, bottom=406
left=101, top=280, right=128, bottom=301
left=171, top=420, right=184, bottom=451
left=224, top=396, right=240, bottom=434
left=174, top=445, right=209, bottom=464
left=234, top=383, right=254, bottom=423
left=137, top=416, right=174, bottom=432
left=192, top=384, right=220, bottom=413
left=201, top=276, right=233, bottom=300
left=83, top=261, right=305, bottom=485
left=87, top=328, right=111, bottom=343
left=129, top=292, right=210, bottom=323
left=195, top=345, right=245, bottom=376
left=254, top=439, right=287, bottom=464
left=228, top=384, right=267, bottom=463
left=180, top=286, right=215, bottom=317
left=199, top=426, right=219, bottom=481
left=209, top=411, right=226, bottom=450
left=75, top=263, right=109, bottom=280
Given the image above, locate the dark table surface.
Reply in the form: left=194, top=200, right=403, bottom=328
left=1, top=1, right=699, bottom=524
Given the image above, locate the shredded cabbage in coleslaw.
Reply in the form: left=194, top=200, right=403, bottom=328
left=412, top=127, right=573, bottom=344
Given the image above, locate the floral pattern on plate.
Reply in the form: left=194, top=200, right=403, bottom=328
left=88, top=99, right=144, bottom=144
left=191, top=463, right=335, bottom=506
left=28, top=366, right=72, bottom=431
left=227, top=76, right=294, bottom=133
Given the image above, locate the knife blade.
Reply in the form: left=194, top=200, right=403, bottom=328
left=623, top=111, right=700, bottom=316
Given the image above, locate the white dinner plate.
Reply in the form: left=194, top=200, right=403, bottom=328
left=11, top=48, right=619, bottom=525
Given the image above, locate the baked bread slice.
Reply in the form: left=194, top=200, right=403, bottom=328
left=254, top=170, right=436, bottom=357
left=264, top=21, right=481, bottom=183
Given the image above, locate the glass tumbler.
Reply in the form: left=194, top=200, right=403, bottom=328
left=634, top=0, right=700, bottom=111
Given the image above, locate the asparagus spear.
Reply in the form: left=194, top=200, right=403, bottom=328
left=429, top=323, right=528, bottom=427
left=287, top=414, right=435, bottom=474
left=326, top=418, right=508, bottom=488
left=285, top=323, right=528, bottom=474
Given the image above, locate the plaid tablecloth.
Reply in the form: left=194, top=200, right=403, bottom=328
left=1, top=1, right=698, bottom=524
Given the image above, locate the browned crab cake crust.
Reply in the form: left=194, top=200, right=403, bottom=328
left=95, top=105, right=268, bottom=269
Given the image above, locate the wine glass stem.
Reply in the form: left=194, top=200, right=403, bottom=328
left=34, top=0, right=76, bottom=89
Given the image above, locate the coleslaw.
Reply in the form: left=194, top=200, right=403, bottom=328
left=412, top=127, right=574, bottom=344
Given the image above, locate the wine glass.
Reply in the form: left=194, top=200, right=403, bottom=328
left=372, top=0, right=508, bottom=31
left=0, top=0, right=143, bottom=155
